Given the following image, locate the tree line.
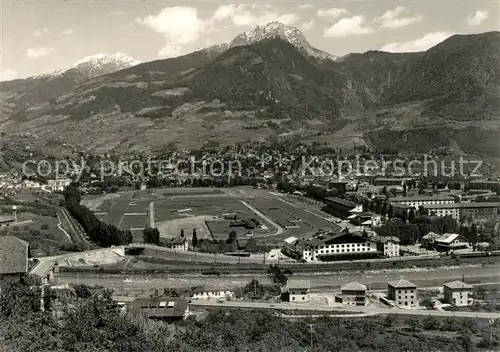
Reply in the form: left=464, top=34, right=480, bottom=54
left=1, top=276, right=498, bottom=352
left=63, top=185, right=132, bottom=247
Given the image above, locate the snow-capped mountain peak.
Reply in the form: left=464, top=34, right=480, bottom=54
left=72, top=52, right=141, bottom=68
left=229, top=21, right=337, bottom=61
left=34, top=52, right=141, bottom=80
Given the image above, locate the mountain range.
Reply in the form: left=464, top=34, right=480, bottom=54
left=0, top=22, right=499, bottom=159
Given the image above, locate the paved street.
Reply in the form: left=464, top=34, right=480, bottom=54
left=190, top=300, right=500, bottom=319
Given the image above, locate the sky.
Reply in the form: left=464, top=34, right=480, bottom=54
left=1, top=0, right=499, bottom=81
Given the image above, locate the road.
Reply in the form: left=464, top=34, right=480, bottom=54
left=58, top=207, right=92, bottom=246
left=239, top=200, right=284, bottom=237
left=54, top=264, right=500, bottom=293
left=190, top=300, right=500, bottom=319
left=149, top=201, right=155, bottom=228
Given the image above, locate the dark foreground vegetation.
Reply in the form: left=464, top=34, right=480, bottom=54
left=1, top=276, right=499, bottom=352
left=63, top=185, right=132, bottom=247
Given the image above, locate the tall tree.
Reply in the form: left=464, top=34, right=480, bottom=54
left=408, top=209, right=417, bottom=224
left=387, top=204, right=394, bottom=219
left=143, top=227, right=160, bottom=245
left=192, top=228, right=198, bottom=249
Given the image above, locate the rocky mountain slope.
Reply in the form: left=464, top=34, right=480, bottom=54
left=0, top=25, right=498, bottom=157
left=0, top=53, right=141, bottom=111
left=382, top=31, right=500, bottom=121
left=229, top=21, right=336, bottom=61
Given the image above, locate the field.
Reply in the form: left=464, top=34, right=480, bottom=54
left=81, top=193, right=122, bottom=212
left=0, top=213, right=72, bottom=256
left=90, top=187, right=342, bottom=245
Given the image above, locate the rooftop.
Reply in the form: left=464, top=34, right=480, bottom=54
left=341, top=282, right=367, bottom=291
left=192, top=285, right=233, bottom=293
left=166, top=236, right=187, bottom=245
left=391, top=203, right=414, bottom=209
left=390, top=195, right=455, bottom=202
left=287, top=279, right=311, bottom=290
left=324, top=197, right=360, bottom=208
left=387, top=279, right=416, bottom=288
left=373, top=177, right=407, bottom=182
left=369, top=235, right=400, bottom=243
left=130, top=297, right=188, bottom=319
left=0, top=215, right=15, bottom=223
left=350, top=212, right=378, bottom=218
left=422, top=202, right=500, bottom=209
left=0, top=236, right=29, bottom=275
left=422, top=231, right=440, bottom=240
left=443, top=280, right=473, bottom=290
left=436, top=233, right=464, bottom=244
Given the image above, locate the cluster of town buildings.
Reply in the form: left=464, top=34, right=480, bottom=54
left=323, top=193, right=499, bottom=223
left=116, top=276, right=477, bottom=322
left=0, top=173, right=72, bottom=197
left=286, top=277, right=474, bottom=309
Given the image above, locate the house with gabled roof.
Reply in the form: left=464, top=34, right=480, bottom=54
left=387, top=280, right=417, bottom=308
left=421, top=231, right=440, bottom=249
left=340, top=282, right=367, bottom=306
left=286, top=279, right=310, bottom=303
left=163, top=236, right=189, bottom=251
left=129, top=297, right=189, bottom=321
left=0, top=236, right=30, bottom=280
left=443, top=281, right=473, bottom=306
left=435, top=233, right=469, bottom=251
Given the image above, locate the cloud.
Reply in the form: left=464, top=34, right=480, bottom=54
left=300, top=19, right=315, bottom=31
left=467, top=10, right=488, bottom=26
left=324, top=15, right=373, bottom=38
left=299, top=4, right=314, bottom=9
left=0, top=68, right=18, bottom=81
left=377, top=6, right=423, bottom=29
left=26, top=46, right=54, bottom=58
left=111, top=10, right=126, bottom=16
left=380, top=32, right=453, bottom=52
left=137, top=7, right=208, bottom=58
left=213, top=4, right=242, bottom=21
left=61, top=29, right=74, bottom=35
left=138, top=4, right=301, bottom=58
left=213, top=4, right=299, bottom=26
left=32, top=27, right=50, bottom=37
left=317, top=8, right=349, bottom=18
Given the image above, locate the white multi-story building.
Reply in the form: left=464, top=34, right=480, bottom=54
left=443, top=281, right=473, bottom=306
left=422, top=203, right=460, bottom=220
left=301, top=230, right=400, bottom=262
left=341, top=282, right=367, bottom=306
left=390, top=195, right=455, bottom=209
left=387, top=280, right=417, bottom=308
left=422, top=202, right=500, bottom=221
left=47, top=178, right=72, bottom=192
left=191, top=286, right=234, bottom=300
left=287, top=279, right=310, bottom=303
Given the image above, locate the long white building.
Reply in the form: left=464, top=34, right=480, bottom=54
left=301, top=230, right=400, bottom=262
left=390, top=195, right=455, bottom=209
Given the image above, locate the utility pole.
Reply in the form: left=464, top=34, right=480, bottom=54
left=489, top=319, right=495, bottom=346
left=337, top=317, right=340, bottom=340
left=308, top=323, right=314, bottom=349
left=40, top=284, right=45, bottom=312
